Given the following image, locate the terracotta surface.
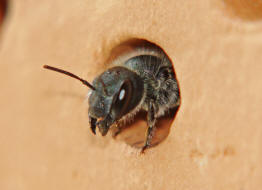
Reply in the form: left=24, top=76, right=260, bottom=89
left=1, top=0, right=262, bottom=189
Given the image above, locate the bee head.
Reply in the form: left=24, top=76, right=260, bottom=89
left=43, top=65, right=144, bottom=136
left=88, top=66, right=144, bottom=136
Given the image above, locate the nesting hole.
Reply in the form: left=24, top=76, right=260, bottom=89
left=108, top=39, right=180, bottom=149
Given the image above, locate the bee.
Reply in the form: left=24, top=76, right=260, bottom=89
left=43, top=47, right=180, bottom=153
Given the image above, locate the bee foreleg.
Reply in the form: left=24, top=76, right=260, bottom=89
left=141, top=100, right=157, bottom=153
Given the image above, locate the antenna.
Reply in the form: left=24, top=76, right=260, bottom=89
left=43, top=65, right=96, bottom=91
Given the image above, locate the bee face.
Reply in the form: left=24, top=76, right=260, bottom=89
left=88, top=66, right=144, bottom=136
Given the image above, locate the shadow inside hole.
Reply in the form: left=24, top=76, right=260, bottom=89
left=112, top=107, right=179, bottom=148
left=106, top=38, right=167, bottom=64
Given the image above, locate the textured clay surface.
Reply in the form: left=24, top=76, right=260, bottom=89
left=0, top=0, right=262, bottom=190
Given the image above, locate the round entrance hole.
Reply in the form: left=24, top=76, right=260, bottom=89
left=107, top=39, right=180, bottom=149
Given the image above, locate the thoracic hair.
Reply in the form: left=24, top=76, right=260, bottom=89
left=113, top=47, right=180, bottom=119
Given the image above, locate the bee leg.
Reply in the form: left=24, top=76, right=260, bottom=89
left=141, top=100, right=157, bottom=153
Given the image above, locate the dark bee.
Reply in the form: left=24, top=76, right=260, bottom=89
left=43, top=47, right=180, bottom=152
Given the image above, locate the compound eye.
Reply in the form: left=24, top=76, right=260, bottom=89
left=112, top=80, right=132, bottom=119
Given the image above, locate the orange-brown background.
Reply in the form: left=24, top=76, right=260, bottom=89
left=0, top=0, right=262, bottom=189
